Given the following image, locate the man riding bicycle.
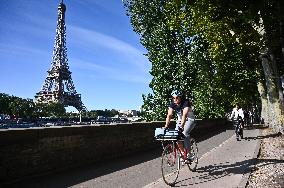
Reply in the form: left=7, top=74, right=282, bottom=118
left=164, top=90, right=196, bottom=163
left=230, top=104, right=244, bottom=139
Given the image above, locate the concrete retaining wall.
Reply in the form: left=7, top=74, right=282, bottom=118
left=0, top=119, right=228, bottom=183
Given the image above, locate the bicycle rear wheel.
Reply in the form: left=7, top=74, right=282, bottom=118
left=239, top=127, right=244, bottom=139
left=235, top=124, right=240, bottom=140
left=161, top=143, right=180, bottom=186
left=187, top=138, right=198, bottom=171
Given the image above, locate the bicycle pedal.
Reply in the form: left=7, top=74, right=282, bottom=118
left=184, top=159, right=192, bottom=164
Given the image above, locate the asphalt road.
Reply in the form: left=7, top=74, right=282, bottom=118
left=8, top=127, right=235, bottom=188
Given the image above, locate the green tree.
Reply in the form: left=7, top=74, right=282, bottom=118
left=188, top=0, right=284, bottom=130
left=124, top=0, right=260, bottom=121
left=125, top=0, right=284, bottom=130
left=124, top=0, right=210, bottom=120
left=8, top=96, right=35, bottom=119
left=87, top=110, right=98, bottom=119
left=9, top=96, right=22, bottom=118
left=0, top=93, right=11, bottom=114
left=33, top=103, right=48, bottom=119
left=188, top=0, right=262, bottom=111
left=45, top=102, right=66, bottom=117
left=258, top=0, right=284, bottom=130
left=20, top=98, right=35, bottom=119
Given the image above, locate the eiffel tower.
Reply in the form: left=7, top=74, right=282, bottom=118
left=35, top=0, right=86, bottom=112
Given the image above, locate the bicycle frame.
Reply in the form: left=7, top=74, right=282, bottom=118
left=234, top=118, right=244, bottom=140
left=160, top=138, right=187, bottom=160
left=157, top=135, right=198, bottom=186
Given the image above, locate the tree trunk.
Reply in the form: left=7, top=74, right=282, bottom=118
left=257, top=81, right=269, bottom=125
left=260, top=2, right=284, bottom=132
left=278, top=7, right=284, bottom=114
left=260, top=53, right=283, bottom=132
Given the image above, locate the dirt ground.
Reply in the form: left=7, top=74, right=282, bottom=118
left=246, top=127, right=284, bottom=188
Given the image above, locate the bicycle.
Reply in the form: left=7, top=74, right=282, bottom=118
left=155, top=128, right=198, bottom=186
left=234, top=116, right=244, bottom=140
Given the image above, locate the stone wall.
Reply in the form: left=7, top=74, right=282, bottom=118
left=0, top=119, right=228, bottom=183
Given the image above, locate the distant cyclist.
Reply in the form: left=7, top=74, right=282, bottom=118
left=230, top=104, right=244, bottom=139
left=230, top=104, right=244, bottom=122
left=164, top=90, right=196, bottom=162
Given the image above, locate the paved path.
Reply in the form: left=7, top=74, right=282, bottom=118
left=144, top=128, right=260, bottom=188
left=6, top=127, right=260, bottom=188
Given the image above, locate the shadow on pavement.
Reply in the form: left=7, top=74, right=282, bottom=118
left=242, top=125, right=282, bottom=140
left=5, top=148, right=162, bottom=188
left=175, top=158, right=284, bottom=187
left=244, top=131, right=282, bottom=140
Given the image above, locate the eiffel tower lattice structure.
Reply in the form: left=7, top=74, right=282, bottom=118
left=35, top=1, right=86, bottom=112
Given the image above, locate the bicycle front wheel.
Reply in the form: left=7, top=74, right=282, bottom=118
left=161, top=143, right=180, bottom=186
left=187, top=138, right=198, bottom=171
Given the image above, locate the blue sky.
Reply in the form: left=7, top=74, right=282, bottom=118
left=0, top=0, right=152, bottom=111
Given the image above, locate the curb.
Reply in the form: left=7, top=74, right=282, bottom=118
left=237, top=129, right=261, bottom=188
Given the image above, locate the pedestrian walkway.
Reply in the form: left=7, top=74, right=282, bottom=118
left=144, top=128, right=260, bottom=188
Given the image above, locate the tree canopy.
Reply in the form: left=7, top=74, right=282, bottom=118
left=124, top=0, right=263, bottom=121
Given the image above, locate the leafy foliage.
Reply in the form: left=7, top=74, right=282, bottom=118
left=190, top=0, right=263, bottom=107
left=0, top=93, right=66, bottom=119
left=0, top=92, right=120, bottom=121
left=124, top=0, right=261, bottom=121
left=0, top=93, right=35, bottom=119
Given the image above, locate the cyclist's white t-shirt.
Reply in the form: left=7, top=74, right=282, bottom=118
left=230, top=107, right=244, bottom=119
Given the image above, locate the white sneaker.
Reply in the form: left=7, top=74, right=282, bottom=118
left=180, top=157, right=185, bottom=165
